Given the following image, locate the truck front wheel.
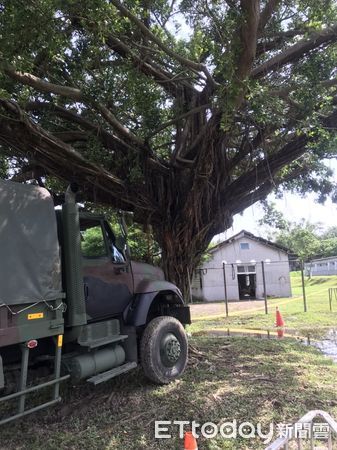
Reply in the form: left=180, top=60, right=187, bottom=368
left=140, top=316, right=188, bottom=384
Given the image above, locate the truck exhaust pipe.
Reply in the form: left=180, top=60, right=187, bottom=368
left=61, top=184, right=87, bottom=328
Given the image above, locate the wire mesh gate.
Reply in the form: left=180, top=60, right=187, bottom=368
left=265, top=410, right=337, bottom=450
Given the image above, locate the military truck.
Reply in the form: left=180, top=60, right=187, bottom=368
left=0, top=180, right=190, bottom=425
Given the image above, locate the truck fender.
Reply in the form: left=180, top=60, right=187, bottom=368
left=124, top=288, right=189, bottom=327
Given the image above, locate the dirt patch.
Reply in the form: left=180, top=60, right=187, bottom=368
left=190, top=300, right=266, bottom=318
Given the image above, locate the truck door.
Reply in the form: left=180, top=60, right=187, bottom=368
left=80, top=218, right=133, bottom=321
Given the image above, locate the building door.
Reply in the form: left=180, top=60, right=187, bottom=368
left=237, top=265, right=256, bottom=300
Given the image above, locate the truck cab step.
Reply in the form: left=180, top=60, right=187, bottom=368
left=79, top=334, right=128, bottom=349
left=86, top=362, right=137, bottom=385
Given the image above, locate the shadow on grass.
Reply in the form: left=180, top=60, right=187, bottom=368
left=1, top=337, right=337, bottom=450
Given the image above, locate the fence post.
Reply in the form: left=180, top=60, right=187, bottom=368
left=329, top=288, right=332, bottom=312
left=301, top=260, right=307, bottom=312
left=222, top=262, right=229, bottom=317
left=261, top=261, right=268, bottom=314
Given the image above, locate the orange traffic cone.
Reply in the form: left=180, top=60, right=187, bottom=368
left=277, top=328, right=284, bottom=339
left=275, top=307, right=285, bottom=327
left=184, top=431, right=198, bottom=450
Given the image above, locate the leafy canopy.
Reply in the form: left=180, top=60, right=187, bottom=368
left=0, top=0, right=337, bottom=289
left=259, top=202, right=337, bottom=260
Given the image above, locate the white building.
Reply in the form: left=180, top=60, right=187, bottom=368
left=192, top=230, right=292, bottom=302
left=305, top=256, right=337, bottom=276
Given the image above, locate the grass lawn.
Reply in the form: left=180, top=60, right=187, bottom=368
left=189, top=274, right=337, bottom=338
left=2, top=275, right=337, bottom=449
left=1, top=336, right=337, bottom=449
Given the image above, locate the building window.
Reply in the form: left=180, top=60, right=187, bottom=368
left=237, top=265, right=256, bottom=274
left=240, top=242, right=250, bottom=250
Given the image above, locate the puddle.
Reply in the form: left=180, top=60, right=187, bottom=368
left=313, top=329, right=337, bottom=362
left=194, top=328, right=313, bottom=343
left=194, top=328, right=337, bottom=362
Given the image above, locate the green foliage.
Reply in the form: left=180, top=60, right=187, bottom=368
left=0, top=0, right=336, bottom=189
left=81, top=226, right=106, bottom=258
left=126, top=224, right=161, bottom=264
left=81, top=205, right=161, bottom=263
left=276, top=221, right=321, bottom=260
left=0, top=0, right=336, bottom=291
left=259, top=201, right=289, bottom=230
left=80, top=216, right=161, bottom=263
left=260, top=202, right=337, bottom=260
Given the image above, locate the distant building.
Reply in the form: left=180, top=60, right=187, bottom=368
left=191, top=230, right=292, bottom=302
left=305, top=256, right=337, bottom=276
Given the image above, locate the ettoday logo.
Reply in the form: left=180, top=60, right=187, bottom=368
left=155, top=420, right=274, bottom=444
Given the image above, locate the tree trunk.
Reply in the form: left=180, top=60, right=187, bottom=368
left=157, top=227, right=207, bottom=302
left=152, top=181, right=232, bottom=301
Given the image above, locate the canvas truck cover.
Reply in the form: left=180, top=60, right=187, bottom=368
left=0, top=180, right=62, bottom=305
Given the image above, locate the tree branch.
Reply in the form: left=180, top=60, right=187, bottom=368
left=25, top=101, right=129, bottom=151
left=237, top=0, right=260, bottom=82
left=1, top=64, right=147, bottom=149
left=258, top=0, right=281, bottom=34
left=1, top=61, right=83, bottom=101
left=148, top=103, right=211, bottom=138
left=109, top=0, right=216, bottom=88
left=52, top=131, right=89, bottom=142
left=256, top=28, right=307, bottom=56
left=105, top=34, right=196, bottom=99
left=227, top=108, right=337, bottom=207
left=0, top=99, right=155, bottom=212
left=25, top=101, right=167, bottom=172
left=95, top=103, right=144, bottom=147
left=252, top=24, right=337, bottom=78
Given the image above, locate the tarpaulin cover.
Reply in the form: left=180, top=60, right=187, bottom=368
left=0, top=180, right=62, bottom=305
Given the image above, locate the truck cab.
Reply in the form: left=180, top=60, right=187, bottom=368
left=0, top=180, right=190, bottom=424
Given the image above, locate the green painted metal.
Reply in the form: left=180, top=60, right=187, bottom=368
left=80, top=335, right=128, bottom=349
left=0, top=181, right=190, bottom=425
left=53, top=337, right=63, bottom=400
left=77, top=319, right=121, bottom=347
left=18, top=345, right=29, bottom=414
left=0, top=336, right=69, bottom=426
left=65, top=345, right=126, bottom=382
left=0, top=300, right=64, bottom=349
left=61, top=201, right=87, bottom=327
left=0, top=375, right=70, bottom=404
left=87, top=361, right=137, bottom=385
left=0, top=399, right=62, bottom=426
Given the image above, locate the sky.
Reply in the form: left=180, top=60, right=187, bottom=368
left=213, top=159, right=337, bottom=243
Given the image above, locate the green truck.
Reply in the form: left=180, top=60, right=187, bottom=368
left=0, top=180, right=190, bottom=424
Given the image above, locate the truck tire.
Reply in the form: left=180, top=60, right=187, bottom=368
left=140, top=316, right=188, bottom=384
